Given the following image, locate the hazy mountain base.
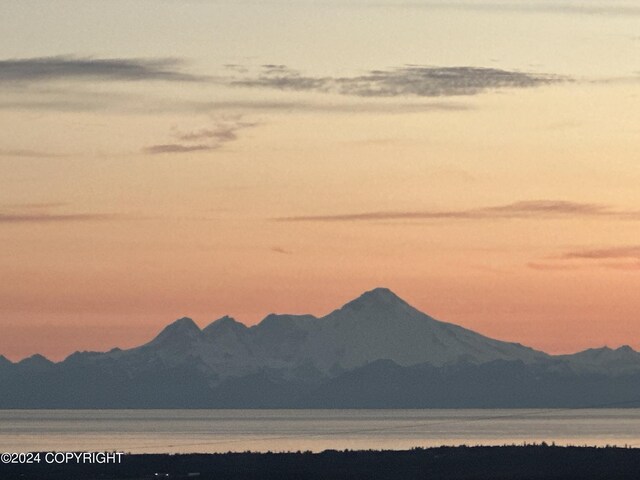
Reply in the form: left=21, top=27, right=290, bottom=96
left=1, top=446, right=640, bottom=480
left=1, top=359, right=640, bottom=408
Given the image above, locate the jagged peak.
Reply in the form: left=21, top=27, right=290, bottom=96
left=593, top=345, right=638, bottom=354
left=615, top=345, right=637, bottom=353
left=63, top=350, right=107, bottom=363
left=338, top=287, right=410, bottom=312
left=569, top=346, right=611, bottom=357
left=166, top=316, right=200, bottom=332
left=362, top=287, right=401, bottom=299
left=571, top=345, right=639, bottom=358
left=206, top=315, right=240, bottom=327
left=17, top=353, right=53, bottom=367
left=150, top=317, right=202, bottom=345
left=203, top=315, right=247, bottom=335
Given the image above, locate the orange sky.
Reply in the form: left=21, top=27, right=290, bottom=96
left=1, top=0, right=639, bottom=361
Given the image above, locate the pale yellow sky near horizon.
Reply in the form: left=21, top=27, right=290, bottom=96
left=0, top=0, right=639, bottom=360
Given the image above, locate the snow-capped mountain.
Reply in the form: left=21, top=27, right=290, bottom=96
left=556, top=345, right=640, bottom=375
left=1, top=287, right=639, bottom=408
left=95, top=287, right=549, bottom=380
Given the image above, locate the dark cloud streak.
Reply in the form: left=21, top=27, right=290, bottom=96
left=529, top=246, right=640, bottom=272
left=276, top=200, right=632, bottom=223
left=231, top=65, right=564, bottom=98
left=0, top=56, right=204, bottom=84
left=561, top=246, right=640, bottom=260
left=0, top=203, right=123, bottom=224
left=271, top=246, right=293, bottom=255
left=0, top=212, right=117, bottom=224
left=143, top=144, right=218, bottom=154
left=144, top=118, right=258, bottom=155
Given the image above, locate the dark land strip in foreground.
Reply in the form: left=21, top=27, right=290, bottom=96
left=2, top=445, right=640, bottom=480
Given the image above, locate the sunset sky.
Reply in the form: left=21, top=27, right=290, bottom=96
left=1, top=0, right=639, bottom=361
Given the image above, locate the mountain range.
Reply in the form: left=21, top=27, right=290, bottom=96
left=1, top=287, right=639, bottom=408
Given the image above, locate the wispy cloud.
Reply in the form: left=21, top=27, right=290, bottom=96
left=527, top=262, right=582, bottom=271
left=0, top=148, right=67, bottom=158
left=0, top=203, right=118, bottom=224
left=389, top=1, right=640, bottom=17
left=0, top=56, right=204, bottom=84
left=0, top=94, right=470, bottom=115
left=143, top=117, right=259, bottom=155
left=174, top=120, right=258, bottom=143
left=0, top=59, right=560, bottom=115
left=271, top=246, right=293, bottom=255
left=0, top=57, right=207, bottom=114
left=561, top=246, right=640, bottom=260
left=143, top=144, right=217, bottom=155
left=529, top=246, right=640, bottom=272
left=275, top=200, right=636, bottom=222
left=194, top=99, right=469, bottom=114
left=231, top=65, right=564, bottom=98
left=0, top=212, right=116, bottom=224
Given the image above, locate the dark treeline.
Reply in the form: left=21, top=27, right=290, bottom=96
left=2, top=445, right=640, bottom=480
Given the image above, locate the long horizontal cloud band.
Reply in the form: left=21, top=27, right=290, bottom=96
left=391, top=1, right=640, bottom=16
left=231, top=65, right=565, bottom=98
left=0, top=213, right=116, bottom=223
left=276, top=201, right=639, bottom=222
left=530, top=246, right=640, bottom=272
left=0, top=56, right=204, bottom=83
left=0, top=57, right=564, bottom=97
left=562, top=247, right=640, bottom=260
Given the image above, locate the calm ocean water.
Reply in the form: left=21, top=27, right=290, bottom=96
left=1, top=409, right=639, bottom=453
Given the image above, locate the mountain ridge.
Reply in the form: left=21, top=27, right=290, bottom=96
left=4, top=287, right=638, bottom=369
left=1, top=287, right=639, bottom=408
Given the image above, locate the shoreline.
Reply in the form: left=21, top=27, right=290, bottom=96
left=2, top=445, right=640, bottom=480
